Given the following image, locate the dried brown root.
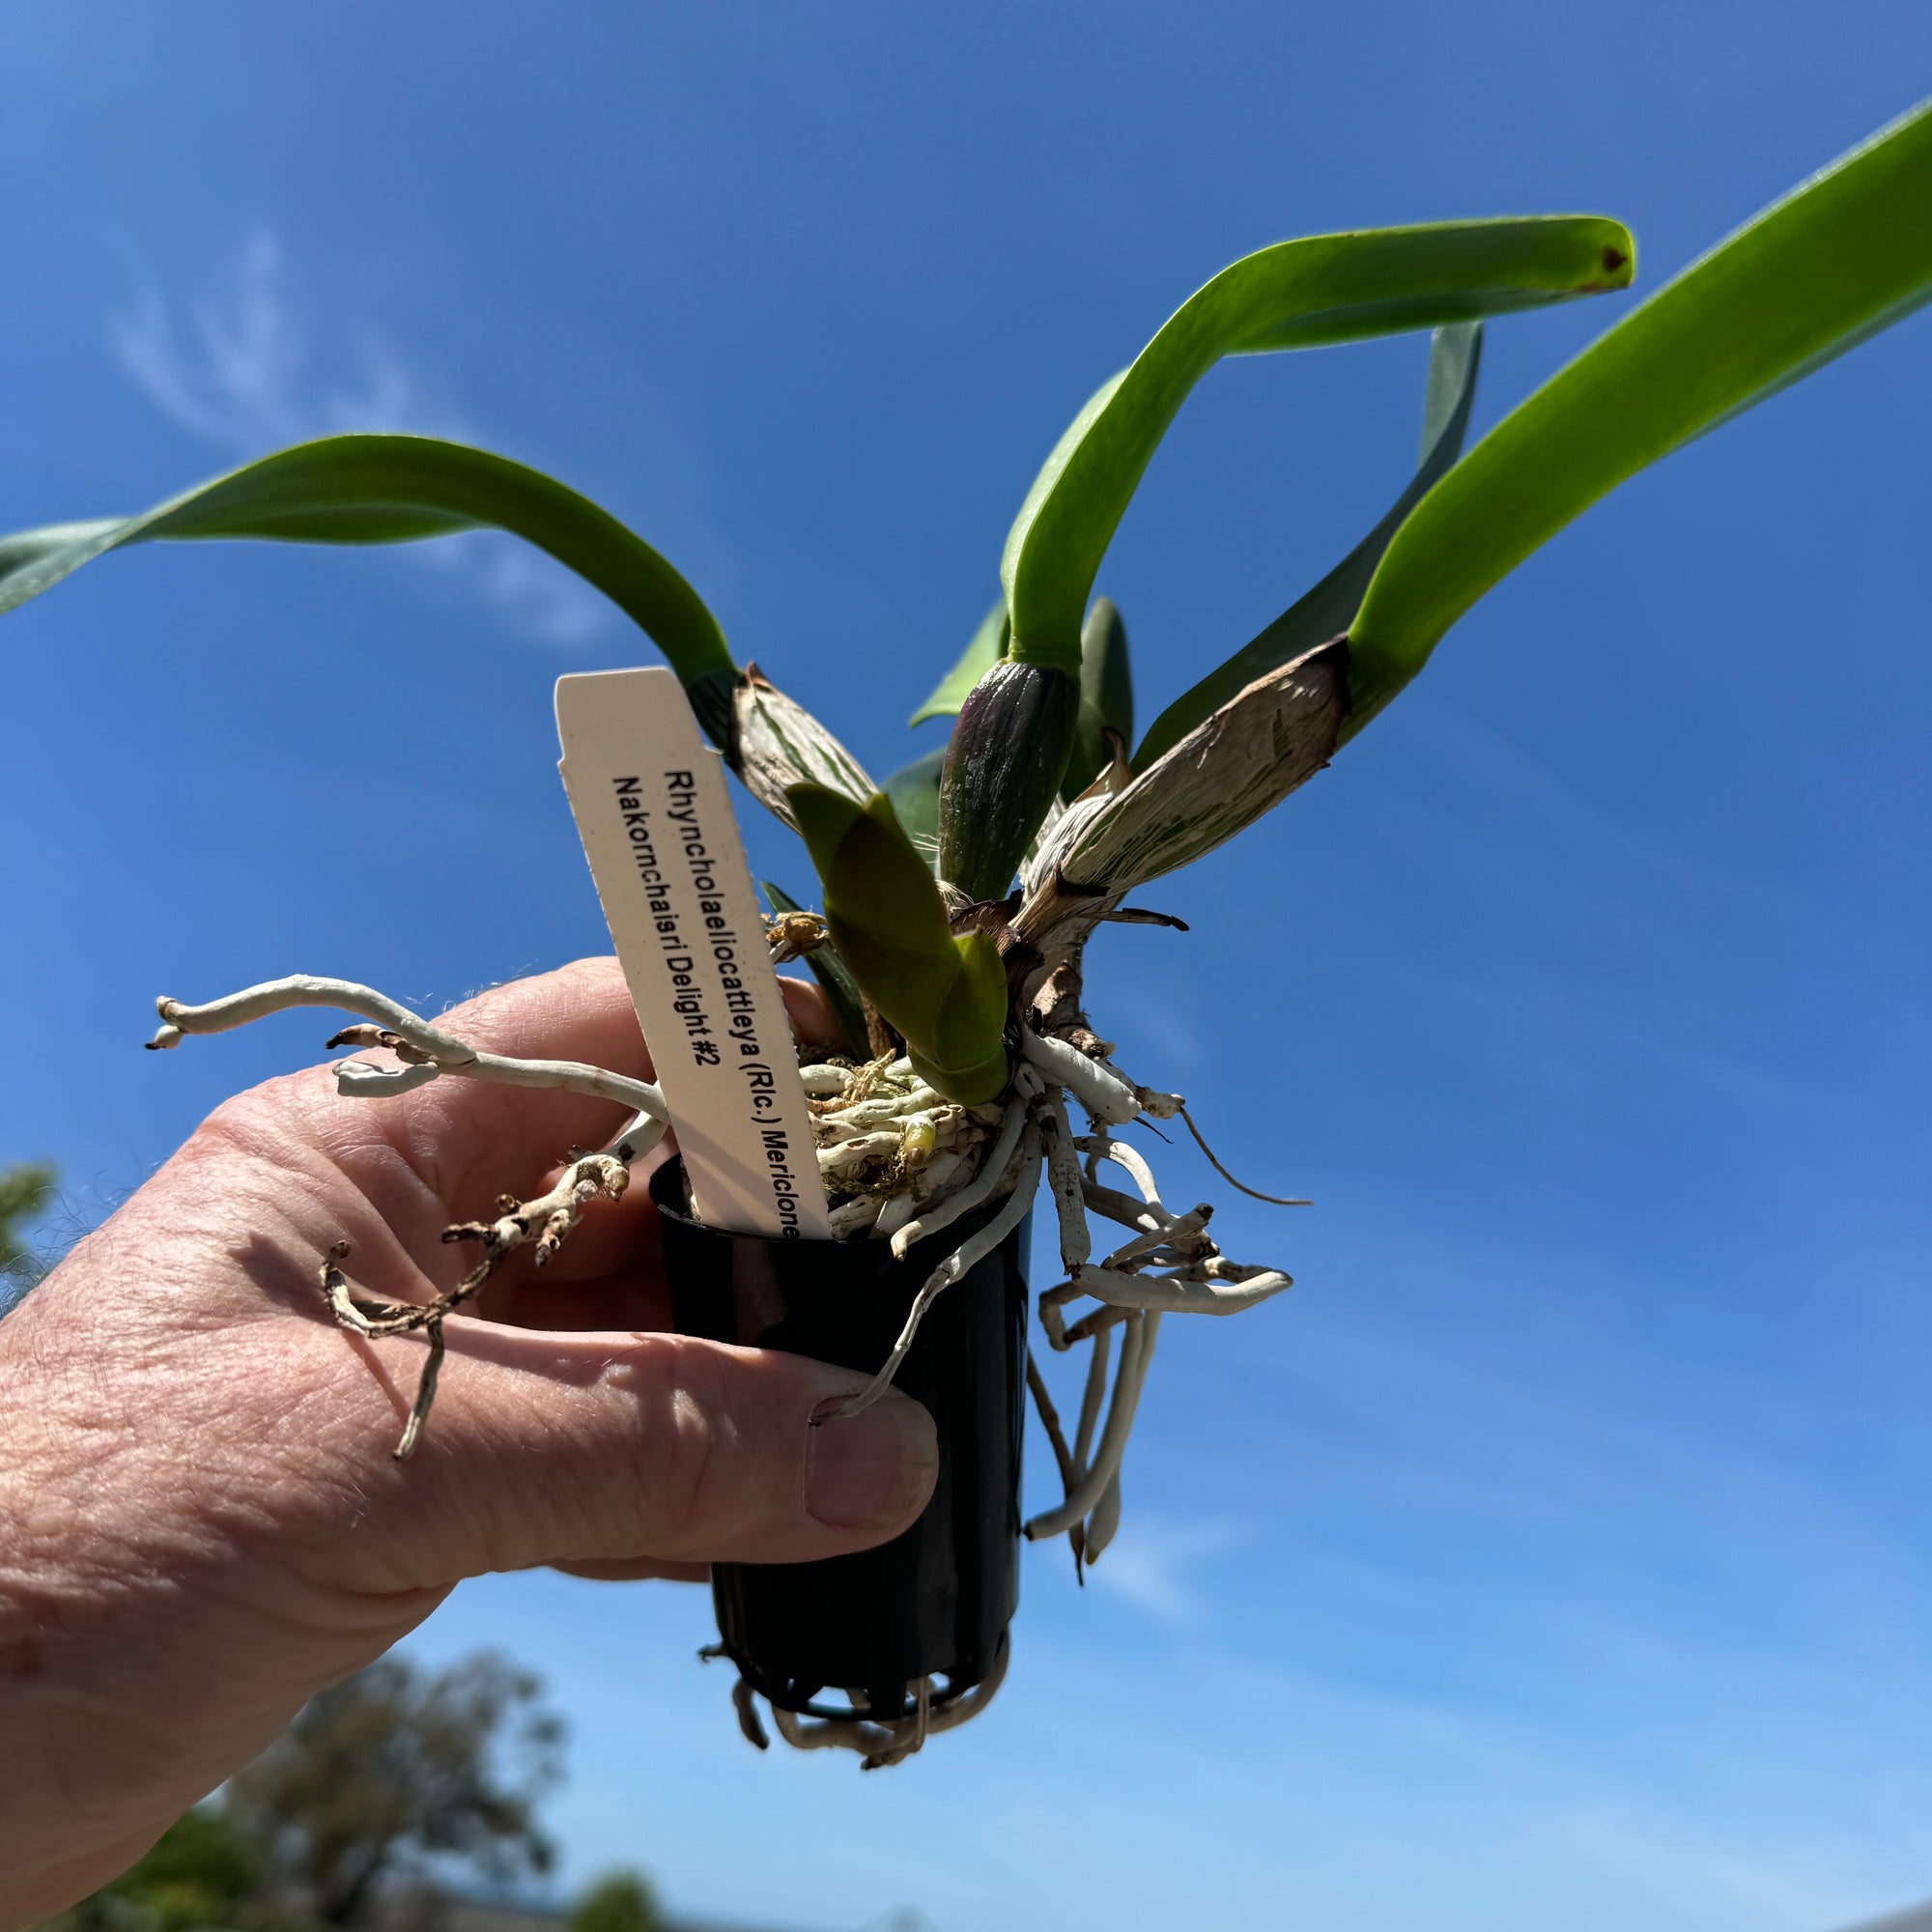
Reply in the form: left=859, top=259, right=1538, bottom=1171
left=1099, top=906, right=1189, bottom=930
left=1178, top=1103, right=1311, bottom=1207
left=321, top=1144, right=642, bottom=1459
left=146, top=974, right=682, bottom=1459
left=763, top=909, right=831, bottom=964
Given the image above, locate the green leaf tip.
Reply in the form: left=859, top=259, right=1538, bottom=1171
left=1001, top=217, right=1634, bottom=687
left=1064, top=597, right=1133, bottom=802
left=786, top=782, right=1009, bottom=1105
left=0, top=433, right=738, bottom=741
left=1347, top=98, right=1932, bottom=731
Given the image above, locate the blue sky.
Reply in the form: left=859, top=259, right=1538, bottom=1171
left=3, top=6, right=1930, bottom=1928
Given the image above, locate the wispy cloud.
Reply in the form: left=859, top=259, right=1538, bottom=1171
left=1085, top=1510, right=1245, bottom=1620
left=110, top=228, right=608, bottom=647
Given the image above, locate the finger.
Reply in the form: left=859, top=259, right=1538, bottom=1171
left=400, top=961, right=835, bottom=1207
left=550, top=1557, right=710, bottom=1583
left=477, top=1252, right=673, bottom=1335
left=268, top=959, right=837, bottom=1287
left=300, top=1320, right=938, bottom=1592
left=455, top=969, right=838, bottom=1289
left=775, top=975, right=841, bottom=1050
left=426, top=956, right=835, bottom=1086
left=381, top=955, right=651, bottom=1206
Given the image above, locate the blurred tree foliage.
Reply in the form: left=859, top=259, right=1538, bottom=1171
left=37, top=1652, right=567, bottom=1931
left=228, top=1651, right=564, bottom=1925
left=0, top=1158, right=55, bottom=1268
left=52, top=1807, right=259, bottom=1931
left=0, top=1158, right=57, bottom=1318
left=568, top=1871, right=664, bottom=1932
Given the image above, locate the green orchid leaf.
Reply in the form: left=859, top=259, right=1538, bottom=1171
left=880, top=747, right=947, bottom=863
left=760, top=880, right=869, bottom=1060
left=0, top=433, right=739, bottom=739
left=1134, top=320, right=1481, bottom=771
left=908, top=596, right=1009, bottom=725
left=922, top=929, right=1010, bottom=1100
left=1002, top=217, right=1634, bottom=684
left=788, top=785, right=956, bottom=1016
left=1347, top=98, right=1932, bottom=732
left=1064, top=596, right=1134, bottom=801
left=787, top=784, right=1009, bottom=1103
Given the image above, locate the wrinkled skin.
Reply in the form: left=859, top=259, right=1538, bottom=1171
left=0, top=958, right=938, bottom=1927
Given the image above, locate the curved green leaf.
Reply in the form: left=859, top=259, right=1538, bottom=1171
left=923, top=930, right=1010, bottom=1100
left=0, top=433, right=739, bottom=738
left=1133, top=321, right=1481, bottom=771
left=1064, top=596, right=1134, bottom=801
left=787, top=784, right=1009, bottom=1104
left=1001, top=217, right=1634, bottom=680
left=1348, top=98, right=1932, bottom=732
left=908, top=596, right=1008, bottom=725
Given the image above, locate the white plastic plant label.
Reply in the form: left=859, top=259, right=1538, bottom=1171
left=554, top=667, right=832, bottom=1239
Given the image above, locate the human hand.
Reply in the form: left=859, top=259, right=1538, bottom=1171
left=0, top=957, right=938, bottom=1926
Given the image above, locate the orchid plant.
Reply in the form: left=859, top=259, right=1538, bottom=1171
left=5, top=100, right=1927, bottom=1763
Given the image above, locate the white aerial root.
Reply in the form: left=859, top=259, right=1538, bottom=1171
left=1001, top=1041, right=1296, bottom=1567
left=793, top=1019, right=1297, bottom=1634
left=143, top=968, right=1297, bottom=1760
left=1025, top=1308, right=1160, bottom=1542
left=797, top=1052, right=1004, bottom=1225
left=1019, top=1027, right=1145, bottom=1124
left=147, top=974, right=669, bottom=1458
left=887, top=1073, right=1038, bottom=1258
left=149, top=975, right=671, bottom=1122
left=818, top=1122, right=1044, bottom=1421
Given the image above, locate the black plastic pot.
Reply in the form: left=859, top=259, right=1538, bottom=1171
left=651, top=1153, right=1029, bottom=1722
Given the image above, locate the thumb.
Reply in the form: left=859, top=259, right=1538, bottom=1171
left=310, top=1320, right=939, bottom=1594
